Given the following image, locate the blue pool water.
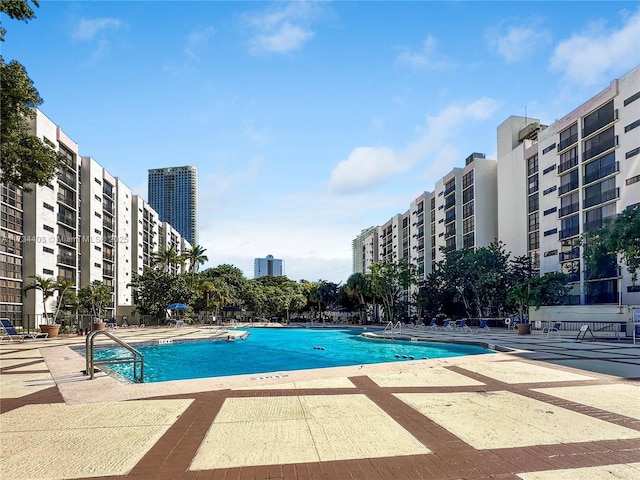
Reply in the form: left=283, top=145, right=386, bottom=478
left=93, top=328, right=493, bottom=383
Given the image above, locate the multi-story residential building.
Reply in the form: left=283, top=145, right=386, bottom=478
left=535, top=65, right=640, bottom=308
left=497, top=116, right=545, bottom=267
left=131, top=195, right=160, bottom=276
left=353, top=153, right=498, bottom=282
left=148, top=166, right=199, bottom=246
left=431, top=153, right=498, bottom=264
left=409, top=192, right=432, bottom=280
left=254, top=254, right=284, bottom=278
left=0, top=109, right=193, bottom=324
left=20, top=110, right=81, bottom=326
left=352, top=226, right=377, bottom=274
left=158, top=221, right=190, bottom=275
left=0, top=182, right=23, bottom=323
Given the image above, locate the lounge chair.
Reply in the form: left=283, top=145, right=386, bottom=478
left=475, top=319, right=491, bottom=333
left=438, top=319, right=452, bottom=330
left=542, top=322, right=562, bottom=338
left=454, top=319, right=472, bottom=332
left=424, top=318, right=438, bottom=330
left=1, top=318, right=48, bottom=342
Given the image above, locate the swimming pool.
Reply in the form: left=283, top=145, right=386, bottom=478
left=93, top=328, right=493, bottom=383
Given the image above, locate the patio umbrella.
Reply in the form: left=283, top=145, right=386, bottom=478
left=167, top=303, right=189, bottom=310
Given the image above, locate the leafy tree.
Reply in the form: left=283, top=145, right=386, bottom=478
left=369, top=259, right=418, bottom=322
left=1, top=0, right=39, bottom=42
left=582, top=207, right=640, bottom=284
left=345, top=272, right=370, bottom=323
left=246, top=275, right=306, bottom=320
left=200, top=264, right=248, bottom=308
left=436, top=241, right=510, bottom=318
left=78, top=281, right=112, bottom=319
left=413, top=272, right=445, bottom=321
left=308, top=280, right=340, bottom=319
left=1, top=1, right=65, bottom=188
left=129, top=269, right=195, bottom=320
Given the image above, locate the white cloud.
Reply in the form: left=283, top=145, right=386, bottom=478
left=550, top=9, right=640, bottom=86
left=72, top=18, right=124, bottom=41
left=185, top=26, right=216, bottom=60
left=244, top=1, right=325, bottom=55
left=396, top=35, right=453, bottom=69
left=486, top=22, right=551, bottom=63
left=328, top=97, right=500, bottom=194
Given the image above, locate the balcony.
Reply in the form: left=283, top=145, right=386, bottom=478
left=444, top=196, right=456, bottom=209
left=558, top=156, right=578, bottom=174
left=444, top=183, right=456, bottom=196
left=557, top=133, right=578, bottom=152
left=57, top=193, right=76, bottom=208
left=583, top=187, right=619, bottom=209
left=57, top=214, right=75, bottom=227
left=559, top=226, right=579, bottom=239
left=58, top=170, right=77, bottom=189
left=57, top=255, right=76, bottom=267
left=445, top=211, right=456, bottom=223
left=583, top=161, right=618, bottom=185
left=559, top=249, right=580, bottom=262
left=583, top=109, right=617, bottom=138
left=559, top=203, right=579, bottom=217
left=583, top=135, right=617, bottom=162
left=558, top=181, right=579, bottom=195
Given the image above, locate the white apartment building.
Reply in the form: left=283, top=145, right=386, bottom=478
left=0, top=109, right=193, bottom=323
left=535, top=66, right=640, bottom=308
left=352, top=226, right=377, bottom=274
left=158, top=221, right=191, bottom=275
left=131, top=195, right=160, bottom=277
left=21, top=110, right=80, bottom=325
left=353, top=153, right=498, bottom=281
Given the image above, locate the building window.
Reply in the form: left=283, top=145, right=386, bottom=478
left=544, top=250, right=558, bottom=257
left=543, top=207, right=557, bottom=216
left=527, top=155, right=539, bottom=176
left=583, top=100, right=615, bottom=138
left=544, top=228, right=558, bottom=237
left=624, top=119, right=640, bottom=133
left=528, top=231, right=539, bottom=250
left=542, top=143, right=556, bottom=154
left=627, top=147, right=640, bottom=159
left=543, top=185, right=557, bottom=195
left=528, top=212, right=539, bottom=232
left=543, top=164, right=556, bottom=175
left=558, top=123, right=578, bottom=151
left=623, top=91, right=640, bottom=106
left=43, top=202, right=54, bottom=211
left=626, top=175, right=640, bottom=186
left=43, top=224, right=54, bottom=232
left=43, top=246, right=54, bottom=254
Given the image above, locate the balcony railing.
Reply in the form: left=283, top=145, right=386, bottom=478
left=57, top=193, right=76, bottom=207
left=559, top=249, right=580, bottom=262
left=57, top=255, right=76, bottom=267
left=557, top=156, right=578, bottom=174
left=57, top=214, right=75, bottom=227
left=583, top=135, right=617, bottom=162
left=559, top=226, right=579, bottom=239
left=559, top=203, right=579, bottom=217
left=444, top=196, right=456, bottom=209
left=583, top=187, right=619, bottom=209
left=444, top=183, right=456, bottom=196
left=558, top=181, right=579, bottom=195
left=557, top=133, right=578, bottom=152
left=583, top=161, right=618, bottom=185
left=583, top=109, right=616, bottom=138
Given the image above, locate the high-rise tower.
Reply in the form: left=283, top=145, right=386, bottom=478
left=148, top=166, right=198, bottom=246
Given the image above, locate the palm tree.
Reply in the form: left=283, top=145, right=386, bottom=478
left=23, top=276, right=76, bottom=325
left=184, top=244, right=208, bottom=277
left=152, top=246, right=180, bottom=273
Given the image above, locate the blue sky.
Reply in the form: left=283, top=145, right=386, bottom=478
left=3, top=1, right=639, bottom=283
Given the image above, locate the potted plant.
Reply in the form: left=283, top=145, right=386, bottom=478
left=23, top=276, right=75, bottom=338
left=78, top=281, right=112, bottom=331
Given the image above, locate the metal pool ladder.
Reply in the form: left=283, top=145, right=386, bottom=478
left=85, top=330, right=144, bottom=383
left=383, top=321, right=403, bottom=339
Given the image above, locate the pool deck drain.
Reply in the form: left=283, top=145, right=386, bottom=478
left=1, top=324, right=640, bottom=479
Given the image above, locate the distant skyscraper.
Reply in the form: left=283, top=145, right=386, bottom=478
left=254, top=254, right=284, bottom=278
left=148, top=166, right=198, bottom=245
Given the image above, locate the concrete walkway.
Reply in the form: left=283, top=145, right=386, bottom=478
left=1, top=325, right=639, bottom=479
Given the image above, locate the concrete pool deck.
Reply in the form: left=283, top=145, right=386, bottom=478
left=1, top=324, right=639, bottom=479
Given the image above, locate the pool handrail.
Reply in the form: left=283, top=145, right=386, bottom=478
left=85, top=329, right=144, bottom=383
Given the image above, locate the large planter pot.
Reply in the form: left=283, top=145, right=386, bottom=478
left=92, top=322, right=106, bottom=331
left=517, top=323, right=532, bottom=335
left=40, top=324, right=60, bottom=338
